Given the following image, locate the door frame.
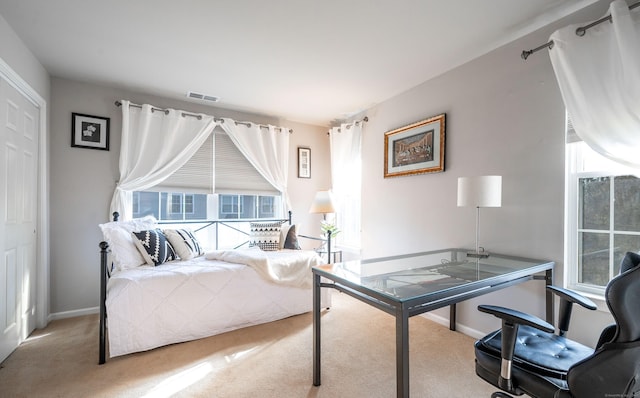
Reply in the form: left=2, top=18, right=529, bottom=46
left=0, top=56, right=49, bottom=329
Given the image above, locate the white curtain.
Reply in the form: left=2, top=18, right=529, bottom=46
left=220, top=119, right=291, bottom=214
left=110, top=100, right=217, bottom=220
left=329, top=121, right=362, bottom=249
left=549, top=0, right=640, bottom=168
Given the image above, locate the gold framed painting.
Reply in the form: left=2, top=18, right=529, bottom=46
left=384, top=113, right=445, bottom=178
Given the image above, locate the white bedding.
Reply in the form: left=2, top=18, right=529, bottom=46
left=205, top=247, right=319, bottom=288
left=106, top=250, right=331, bottom=358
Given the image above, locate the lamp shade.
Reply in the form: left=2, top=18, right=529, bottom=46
left=457, top=176, right=502, bottom=208
left=309, top=190, right=336, bottom=214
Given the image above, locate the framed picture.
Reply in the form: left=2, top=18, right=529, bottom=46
left=71, top=112, right=110, bottom=150
left=298, top=147, right=311, bottom=178
left=384, top=113, right=445, bottom=178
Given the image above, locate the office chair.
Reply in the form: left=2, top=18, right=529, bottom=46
left=474, top=251, right=640, bottom=398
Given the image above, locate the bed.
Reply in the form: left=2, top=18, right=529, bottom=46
left=98, top=212, right=332, bottom=363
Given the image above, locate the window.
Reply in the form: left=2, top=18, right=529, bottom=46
left=132, top=191, right=209, bottom=221
left=131, top=129, right=283, bottom=222
left=218, top=194, right=280, bottom=220
left=566, top=140, right=640, bottom=296
left=169, top=193, right=182, bottom=214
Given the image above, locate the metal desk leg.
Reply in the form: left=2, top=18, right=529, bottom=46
left=449, top=304, right=456, bottom=331
left=545, top=268, right=554, bottom=324
left=396, top=303, right=409, bottom=398
left=313, top=272, right=321, bottom=386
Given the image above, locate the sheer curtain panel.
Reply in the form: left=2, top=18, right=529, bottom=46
left=110, top=100, right=217, bottom=220
left=549, top=0, right=640, bottom=168
left=220, top=119, right=291, bottom=214
left=329, top=122, right=362, bottom=249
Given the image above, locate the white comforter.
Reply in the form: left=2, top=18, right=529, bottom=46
left=106, top=250, right=330, bottom=358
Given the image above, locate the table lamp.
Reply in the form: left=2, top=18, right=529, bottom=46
left=309, top=190, right=336, bottom=220
left=457, top=176, right=502, bottom=258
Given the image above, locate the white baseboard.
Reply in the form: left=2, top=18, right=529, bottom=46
left=49, top=306, right=99, bottom=321
left=421, top=312, right=486, bottom=340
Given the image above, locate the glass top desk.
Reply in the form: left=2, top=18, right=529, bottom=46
left=312, top=248, right=555, bottom=398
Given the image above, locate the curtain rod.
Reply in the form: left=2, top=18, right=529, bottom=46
left=521, top=0, right=640, bottom=60
left=114, top=100, right=293, bottom=133
left=327, top=116, right=369, bottom=134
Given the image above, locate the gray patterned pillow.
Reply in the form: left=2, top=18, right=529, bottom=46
left=164, top=229, right=204, bottom=260
left=249, top=221, right=283, bottom=251
left=132, top=229, right=177, bottom=265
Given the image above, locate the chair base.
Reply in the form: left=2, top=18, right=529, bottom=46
left=491, top=393, right=514, bottom=398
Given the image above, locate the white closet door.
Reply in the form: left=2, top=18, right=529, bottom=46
left=0, top=76, right=39, bottom=362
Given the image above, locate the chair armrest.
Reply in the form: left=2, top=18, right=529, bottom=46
left=547, top=285, right=597, bottom=310
left=478, top=305, right=554, bottom=393
left=547, top=286, right=596, bottom=336
left=478, top=305, right=554, bottom=333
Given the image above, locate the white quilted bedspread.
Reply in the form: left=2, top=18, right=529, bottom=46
left=106, top=250, right=330, bottom=357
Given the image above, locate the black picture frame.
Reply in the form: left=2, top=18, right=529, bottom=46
left=298, top=147, right=311, bottom=178
left=71, top=112, right=110, bottom=151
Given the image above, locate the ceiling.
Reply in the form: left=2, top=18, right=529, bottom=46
left=0, top=0, right=599, bottom=126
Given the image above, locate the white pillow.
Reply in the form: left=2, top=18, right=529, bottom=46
left=99, top=215, right=157, bottom=271
left=164, top=229, right=204, bottom=260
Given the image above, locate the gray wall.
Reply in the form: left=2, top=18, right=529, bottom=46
left=0, top=13, right=49, bottom=99
left=360, top=0, right=615, bottom=346
left=49, top=77, right=330, bottom=316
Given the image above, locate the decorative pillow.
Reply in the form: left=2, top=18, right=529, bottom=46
left=132, top=229, right=177, bottom=266
left=99, top=215, right=158, bottom=271
left=164, top=229, right=204, bottom=260
left=279, top=224, right=293, bottom=250
left=249, top=221, right=283, bottom=251
left=282, top=224, right=301, bottom=250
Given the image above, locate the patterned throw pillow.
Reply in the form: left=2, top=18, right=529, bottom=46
left=164, top=229, right=204, bottom=260
left=132, top=229, right=177, bottom=266
left=249, top=221, right=282, bottom=251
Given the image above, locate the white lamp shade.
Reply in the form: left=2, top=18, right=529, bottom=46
left=309, top=190, right=336, bottom=214
left=457, top=176, right=502, bottom=208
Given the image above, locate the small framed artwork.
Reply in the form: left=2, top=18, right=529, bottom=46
left=298, top=147, right=311, bottom=178
left=384, top=113, right=445, bottom=178
left=71, top=112, right=110, bottom=151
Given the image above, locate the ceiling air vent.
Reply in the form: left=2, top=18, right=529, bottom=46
left=187, top=91, right=220, bottom=103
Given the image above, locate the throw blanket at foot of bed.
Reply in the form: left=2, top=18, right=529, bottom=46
left=205, top=247, right=320, bottom=288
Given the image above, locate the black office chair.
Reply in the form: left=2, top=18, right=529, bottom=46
left=474, top=251, right=640, bottom=398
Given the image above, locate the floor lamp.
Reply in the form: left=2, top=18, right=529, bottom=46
left=457, top=176, right=502, bottom=258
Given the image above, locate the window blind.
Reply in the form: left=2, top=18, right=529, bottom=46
left=157, top=128, right=277, bottom=195
left=215, top=132, right=278, bottom=194
left=159, top=134, right=214, bottom=192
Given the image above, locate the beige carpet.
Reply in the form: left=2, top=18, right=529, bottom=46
left=0, top=293, right=497, bottom=397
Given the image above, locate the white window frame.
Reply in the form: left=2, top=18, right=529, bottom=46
left=565, top=141, right=640, bottom=298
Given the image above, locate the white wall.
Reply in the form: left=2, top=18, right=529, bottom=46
left=359, top=0, right=614, bottom=346
left=48, top=77, right=330, bottom=316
